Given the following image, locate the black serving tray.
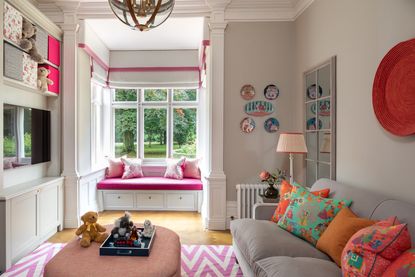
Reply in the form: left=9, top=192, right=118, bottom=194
left=99, top=227, right=156, bottom=257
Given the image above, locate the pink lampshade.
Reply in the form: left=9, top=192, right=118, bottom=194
left=276, top=132, right=308, bottom=154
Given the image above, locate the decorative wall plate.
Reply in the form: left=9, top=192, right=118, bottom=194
left=264, top=84, right=280, bottom=100
left=264, top=118, right=280, bottom=133
left=240, top=84, right=256, bottom=100
left=306, top=118, right=323, bottom=130
left=307, top=84, right=323, bottom=99
left=311, top=100, right=331, bottom=116
left=240, top=117, right=256, bottom=133
left=373, top=38, right=415, bottom=136
left=245, top=101, right=274, bottom=116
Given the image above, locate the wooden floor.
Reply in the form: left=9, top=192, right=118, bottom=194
left=48, top=211, right=232, bottom=245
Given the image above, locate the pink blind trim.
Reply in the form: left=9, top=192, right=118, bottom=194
left=78, top=43, right=110, bottom=71
left=109, top=66, right=199, bottom=73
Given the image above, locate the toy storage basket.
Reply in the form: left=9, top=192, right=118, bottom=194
left=4, top=42, right=23, bottom=81
left=36, top=27, right=49, bottom=59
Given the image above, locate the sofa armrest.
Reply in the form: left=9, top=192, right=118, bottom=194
left=253, top=203, right=278, bottom=220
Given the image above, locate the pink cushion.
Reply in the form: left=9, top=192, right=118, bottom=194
left=97, top=177, right=203, bottom=191
left=183, top=158, right=201, bottom=179
left=106, top=157, right=124, bottom=178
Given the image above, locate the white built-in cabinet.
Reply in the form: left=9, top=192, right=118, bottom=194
left=99, top=190, right=203, bottom=212
left=0, top=177, right=64, bottom=272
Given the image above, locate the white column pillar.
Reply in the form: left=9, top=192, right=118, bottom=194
left=57, top=2, right=80, bottom=228
left=203, top=2, right=230, bottom=230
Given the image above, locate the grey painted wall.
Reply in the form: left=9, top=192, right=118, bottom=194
left=224, top=22, right=296, bottom=201
left=294, top=0, right=415, bottom=204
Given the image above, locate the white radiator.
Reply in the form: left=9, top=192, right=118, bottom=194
left=236, top=184, right=268, bottom=219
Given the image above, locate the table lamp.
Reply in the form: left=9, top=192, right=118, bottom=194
left=276, top=132, right=308, bottom=184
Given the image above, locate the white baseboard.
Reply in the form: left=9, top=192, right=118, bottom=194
left=226, top=201, right=237, bottom=229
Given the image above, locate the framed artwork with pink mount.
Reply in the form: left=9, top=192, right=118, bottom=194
left=304, top=56, right=337, bottom=187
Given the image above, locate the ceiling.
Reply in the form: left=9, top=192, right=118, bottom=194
left=36, top=0, right=314, bottom=22
left=85, top=17, right=204, bottom=51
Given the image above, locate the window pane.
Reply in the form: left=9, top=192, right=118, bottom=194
left=173, top=89, right=197, bottom=102
left=114, top=89, right=137, bottom=102
left=144, top=89, right=167, bottom=102
left=144, top=108, right=167, bottom=158
left=114, top=109, right=137, bottom=158
left=173, top=108, right=197, bottom=158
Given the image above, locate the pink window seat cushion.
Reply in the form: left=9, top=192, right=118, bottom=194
left=97, top=177, right=203, bottom=191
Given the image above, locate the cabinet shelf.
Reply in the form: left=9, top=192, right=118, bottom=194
left=3, top=76, right=58, bottom=97
left=4, top=39, right=59, bottom=69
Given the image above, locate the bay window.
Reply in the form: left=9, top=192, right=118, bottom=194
left=111, top=88, right=198, bottom=161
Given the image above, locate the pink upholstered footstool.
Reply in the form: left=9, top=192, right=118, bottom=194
left=44, top=225, right=181, bottom=277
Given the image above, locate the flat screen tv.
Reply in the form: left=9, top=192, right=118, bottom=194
left=3, top=104, right=51, bottom=170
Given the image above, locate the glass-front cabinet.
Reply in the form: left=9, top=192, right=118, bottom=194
left=304, top=57, right=336, bottom=187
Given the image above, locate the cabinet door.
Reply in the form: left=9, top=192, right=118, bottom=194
left=10, top=190, right=38, bottom=258
left=39, top=184, right=59, bottom=237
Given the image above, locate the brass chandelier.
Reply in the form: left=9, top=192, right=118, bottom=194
left=109, top=0, right=175, bottom=31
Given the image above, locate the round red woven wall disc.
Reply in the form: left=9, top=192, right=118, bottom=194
left=373, top=38, right=415, bottom=136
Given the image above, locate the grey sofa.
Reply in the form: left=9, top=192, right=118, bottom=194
left=230, top=178, right=415, bottom=277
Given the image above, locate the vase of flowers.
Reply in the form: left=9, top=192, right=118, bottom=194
left=259, top=169, right=286, bottom=199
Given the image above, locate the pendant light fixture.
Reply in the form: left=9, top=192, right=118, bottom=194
left=109, top=0, right=175, bottom=31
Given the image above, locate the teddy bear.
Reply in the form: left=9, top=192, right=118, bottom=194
left=75, top=211, right=108, bottom=248
left=19, top=18, right=44, bottom=63
left=111, top=211, right=134, bottom=239
left=37, top=67, right=53, bottom=92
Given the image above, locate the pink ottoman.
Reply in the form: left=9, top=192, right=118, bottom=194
left=45, top=225, right=181, bottom=277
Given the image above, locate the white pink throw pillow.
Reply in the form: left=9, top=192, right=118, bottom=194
left=106, top=157, right=125, bottom=178
left=121, top=158, right=144, bottom=179
left=164, top=158, right=185, bottom=180
left=183, top=158, right=201, bottom=179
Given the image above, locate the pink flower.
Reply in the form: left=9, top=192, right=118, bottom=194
left=259, top=171, right=270, bottom=181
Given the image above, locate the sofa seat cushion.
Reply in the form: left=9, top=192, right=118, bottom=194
left=230, top=219, right=330, bottom=267
left=254, top=256, right=341, bottom=277
left=97, top=177, right=203, bottom=190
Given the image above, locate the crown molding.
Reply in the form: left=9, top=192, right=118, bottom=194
left=11, top=0, right=63, bottom=38
left=37, top=0, right=314, bottom=23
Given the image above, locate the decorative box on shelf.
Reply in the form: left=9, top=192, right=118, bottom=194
left=3, top=2, right=22, bottom=44
left=100, top=227, right=156, bottom=257
left=39, top=64, right=60, bottom=94
left=4, top=42, right=37, bottom=88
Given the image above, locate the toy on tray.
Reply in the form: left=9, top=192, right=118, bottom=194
left=111, top=211, right=134, bottom=239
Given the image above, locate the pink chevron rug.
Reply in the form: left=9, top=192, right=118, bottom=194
left=2, top=243, right=243, bottom=277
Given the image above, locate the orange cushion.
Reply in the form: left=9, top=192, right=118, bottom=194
left=271, top=180, right=330, bottom=223
left=316, top=207, right=376, bottom=266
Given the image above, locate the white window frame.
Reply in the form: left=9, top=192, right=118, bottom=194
left=110, top=88, right=199, bottom=164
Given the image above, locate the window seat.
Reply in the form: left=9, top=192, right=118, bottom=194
left=97, top=176, right=203, bottom=212
left=97, top=177, right=203, bottom=191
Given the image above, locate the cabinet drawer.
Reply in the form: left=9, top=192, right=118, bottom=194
left=104, top=193, right=134, bottom=209
left=136, top=193, right=164, bottom=209
left=166, top=193, right=195, bottom=210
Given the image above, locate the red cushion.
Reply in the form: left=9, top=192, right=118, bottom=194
left=97, top=177, right=203, bottom=191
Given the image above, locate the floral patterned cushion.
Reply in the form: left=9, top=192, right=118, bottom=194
left=121, top=158, right=144, bottom=179
left=164, top=158, right=185, bottom=180
left=341, top=219, right=411, bottom=277
left=383, top=249, right=415, bottom=277
left=271, top=180, right=330, bottom=223
left=277, top=184, right=351, bottom=245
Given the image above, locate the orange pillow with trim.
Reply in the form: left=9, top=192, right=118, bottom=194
left=271, top=180, right=330, bottom=223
